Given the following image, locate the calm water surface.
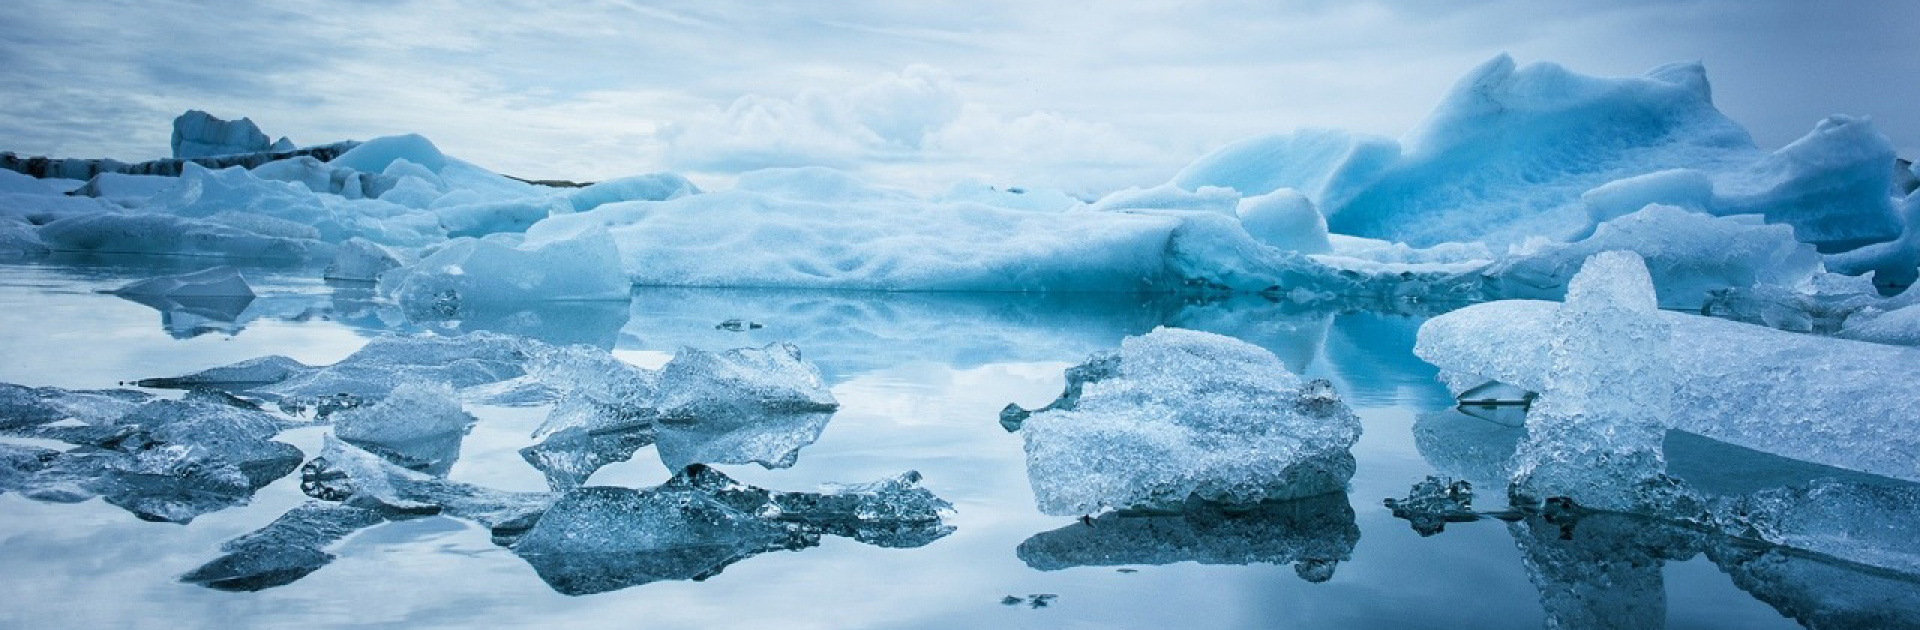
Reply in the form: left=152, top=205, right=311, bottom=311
left=0, top=257, right=1902, bottom=629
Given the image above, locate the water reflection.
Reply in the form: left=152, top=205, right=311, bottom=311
left=1017, top=493, right=1359, bottom=583
left=6, top=258, right=1919, bottom=627
left=1411, top=408, right=1920, bottom=630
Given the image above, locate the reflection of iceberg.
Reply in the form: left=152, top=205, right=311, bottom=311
left=511, top=465, right=953, bottom=596
left=140, top=331, right=540, bottom=411
left=193, top=440, right=955, bottom=596
left=1017, top=493, right=1358, bottom=582
left=525, top=341, right=840, bottom=484
left=179, top=501, right=387, bottom=591
left=1508, top=511, right=1697, bottom=630
left=0, top=386, right=302, bottom=523
left=1413, top=391, right=1920, bottom=628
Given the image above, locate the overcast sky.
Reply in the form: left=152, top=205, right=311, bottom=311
left=2, top=1, right=1915, bottom=195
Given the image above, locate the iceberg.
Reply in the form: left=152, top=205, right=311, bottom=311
left=527, top=341, right=839, bottom=481
left=37, top=212, right=333, bottom=260
left=331, top=382, right=476, bottom=474
left=1233, top=189, right=1331, bottom=254
left=1415, top=292, right=1920, bottom=484
left=564, top=173, right=699, bottom=212
left=1504, top=252, right=1686, bottom=512
left=1712, top=115, right=1902, bottom=249
left=1171, top=128, right=1399, bottom=210
left=68, top=173, right=178, bottom=204
left=1014, top=327, right=1361, bottom=515
left=140, top=332, right=540, bottom=412
left=1325, top=56, right=1761, bottom=247
left=302, top=437, right=552, bottom=531
left=321, top=237, right=405, bottom=282
left=0, top=387, right=303, bottom=523
left=1826, top=188, right=1920, bottom=291
left=1382, top=476, right=1478, bottom=536
left=376, top=227, right=629, bottom=319
left=172, top=110, right=273, bottom=159
left=112, top=266, right=255, bottom=299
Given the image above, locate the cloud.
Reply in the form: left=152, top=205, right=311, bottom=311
left=0, top=0, right=1914, bottom=192
left=662, top=66, right=1178, bottom=195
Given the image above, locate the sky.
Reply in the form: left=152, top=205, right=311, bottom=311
left=1, top=0, right=1915, bottom=196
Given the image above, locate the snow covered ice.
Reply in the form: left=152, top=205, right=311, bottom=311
left=1013, top=327, right=1362, bottom=515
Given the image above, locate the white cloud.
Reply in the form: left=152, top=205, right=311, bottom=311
left=0, top=0, right=1915, bottom=192
left=662, top=65, right=1174, bottom=194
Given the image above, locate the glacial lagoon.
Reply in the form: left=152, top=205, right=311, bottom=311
left=1, top=257, right=1910, bottom=629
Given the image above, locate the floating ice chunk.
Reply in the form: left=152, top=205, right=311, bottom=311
left=322, top=237, right=405, bottom=282
left=1383, top=476, right=1478, bottom=536
left=566, top=173, right=698, bottom=212
left=38, top=212, right=332, bottom=259
left=2, top=392, right=304, bottom=522
left=1714, top=115, right=1902, bottom=247
left=1488, top=204, right=1821, bottom=308
left=142, top=332, right=539, bottom=410
left=528, top=342, right=838, bottom=475
left=655, top=342, right=838, bottom=423
left=171, top=110, right=272, bottom=159
left=329, top=134, right=448, bottom=174
left=1506, top=251, right=1684, bottom=512
left=1415, top=296, right=1920, bottom=483
left=113, top=266, right=255, bottom=299
left=378, top=227, right=629, bottom=318
left=1713, top=480, right=1920, bottom=575
left=332, top=382, right=476, bottom=473
left=303, top=436, right=552, bottom=530
left=1017, top=327, right=1361, bottom=515
left=180, top=501, right=387, bottom=591
left=1234, top=189, right=1331, bottom=254
left=1017, top=493, right=1357, bottom=581
left=1171, top=128, right=1399, bottom=209
left=510, top=465, right=952, bottom=595
left=518, top=427, right=655, bottom=491
left=0, top=383, right=151, bottom=430
left=1327, top=56, right=1761, bottom=247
